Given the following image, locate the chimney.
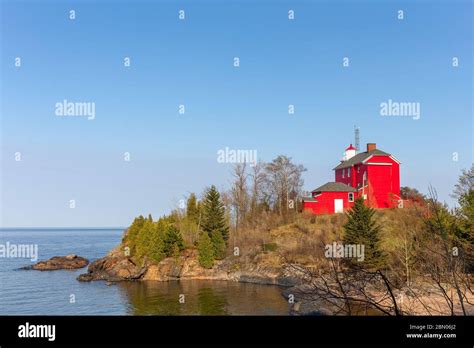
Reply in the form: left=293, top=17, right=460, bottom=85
left=367, top=143, right=376, bottom=152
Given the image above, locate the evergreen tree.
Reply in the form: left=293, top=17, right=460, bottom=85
left=123, top=215, right=146, bottom=247
left=149, top=222, right=166, bottom=263
left=343, top=197, right=386, bottom=269
left=210, top=229, right=226, bottom=260
left=201, top=186, right=229, bottom=241
left=133, top=219, right=150, bottom=259
left=198, top=232, right=214, bottom=268
left=135, top=219, right=165, bottom=263
left=163, top=226, right=185, bottom=257
left=186, top=193, right=200, bottom=225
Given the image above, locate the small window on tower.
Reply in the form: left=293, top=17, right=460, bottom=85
left=342, top=169, right=345, bottom=178
left=348, top=169, right=351, bottom=177
left=348, top=193, right=354, bottom=202
left=357, top=166, right=360, bottom=173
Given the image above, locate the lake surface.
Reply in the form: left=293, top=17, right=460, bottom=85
left=0, top=229, right=289, bottom=315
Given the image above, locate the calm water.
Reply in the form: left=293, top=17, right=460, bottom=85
left=0, top=229, right=289, bottom=315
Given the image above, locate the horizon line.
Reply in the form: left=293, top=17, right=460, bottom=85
left=0, top=227, right=127, bottom=230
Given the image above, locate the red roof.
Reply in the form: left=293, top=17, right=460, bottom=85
left=345, top=144, right=356, bottom=151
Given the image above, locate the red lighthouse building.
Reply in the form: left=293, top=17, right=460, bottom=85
left=302, top=143, right=401, bottom=214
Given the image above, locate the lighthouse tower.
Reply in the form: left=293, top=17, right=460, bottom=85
left=343, top=144, right=356, bottom=161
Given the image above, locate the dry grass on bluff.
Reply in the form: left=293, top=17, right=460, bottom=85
left=230, top=205, right=428, bottom=268
left=229, top=210, right=346, bottom=267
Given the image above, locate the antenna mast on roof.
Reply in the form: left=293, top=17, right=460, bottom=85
left=354, top=126, right=360, bottom=152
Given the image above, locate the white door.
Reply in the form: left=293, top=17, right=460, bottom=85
left=334, top=199, right=344, bottom=213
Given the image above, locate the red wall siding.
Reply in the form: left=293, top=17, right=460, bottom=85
left=365, top=156, right=400, bottom=208
left=367, top=165, right=392, bottom=208
left=335, top=167, right=355, bottom=187
left=335, top=169, right=342, bottom=183
left=303, top=191, right=356, bottom=214
left=392, top=162, right=401, bottom=199
left=336, top=164, right=367, bottom=190
left=354, top=164, right=367, bottom=189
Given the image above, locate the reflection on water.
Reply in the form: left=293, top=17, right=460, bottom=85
left=117, top=280, right=290, bottom=315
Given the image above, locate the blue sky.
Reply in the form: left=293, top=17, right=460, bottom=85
left=1, top=0, right=472, bottom=227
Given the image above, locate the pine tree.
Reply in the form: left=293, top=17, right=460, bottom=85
left=198, top=232, right=214, bottom=268
left=201, top=186, right=229, bottom=241
left=163, top=226, right=185, bottom=257
left=343, top=197, right=386, bottom=269
left=210, top=229, right=226, bottom=260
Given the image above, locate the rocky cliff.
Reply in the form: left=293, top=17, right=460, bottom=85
left=77, top=246, right=300, bottom=287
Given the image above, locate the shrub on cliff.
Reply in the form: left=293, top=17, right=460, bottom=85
left=198, top=232, right=214, bottom=268
left=400, top=186, right=426, bottom=204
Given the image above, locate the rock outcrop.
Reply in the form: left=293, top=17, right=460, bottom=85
left=77, top=247, right=302, bottom=287
left=25, top=254, right=89, bottom=271
left=77, top=248, right=146, bottom=282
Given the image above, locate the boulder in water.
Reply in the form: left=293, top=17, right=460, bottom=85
left=23, top=255, right=89, bottom=271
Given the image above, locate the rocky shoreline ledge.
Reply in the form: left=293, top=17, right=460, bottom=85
left=77, top=246, right=301, bottom=287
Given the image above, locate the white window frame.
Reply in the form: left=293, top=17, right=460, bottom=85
left=348, top=168, right=351, bottom=177
left=348, top=193, right=354, bottom=202
left=342, top=169, right=345, bottom=178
